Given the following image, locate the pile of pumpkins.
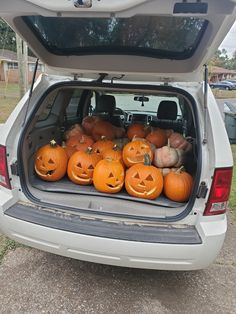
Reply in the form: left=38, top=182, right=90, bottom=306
left=34, top=116, right=193, bottom=202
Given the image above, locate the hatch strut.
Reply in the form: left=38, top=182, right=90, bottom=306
left=203, top=64, right=208, bottom=144
left=22, top=58, right=39, bottom=127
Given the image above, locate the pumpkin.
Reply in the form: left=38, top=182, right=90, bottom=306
left=93, top=159, right=125, bottom=193
left=92, top=136, right=114, bottom=155
left=165, top=129, right=174, bottom=138
left=122, top=140, right=153, bottom=168
left=82, top=116, right=101, bottom=135
left=66, top=135, right=82, bottom=148
left=35, top=140, right=68, bottom=181
left=160, top=168, right=178, bottom=177
left=169, top=132, right=192, bottom=152
left=163, top=166, right=193, bottom=202
left=92, top=120, right=116, bottom=141
left=75, top=135, right=94, bottom=152
left=113, top=126, right=126, bottom=139
left=64, top=124, right=84, bottom=140
left=174, top=149, right=185, bottom=168
left=62, top=142, right=77, bottom=159
left=102, top=145, right=124, bottom=166
left=113, top=137, right=130, bottom=150
left=145, top=128, right=167, bottom=148
left=127, top=124, right=148, bottom=140
left=125, top=154, right=163, bottom=200
left=67, top=147, right=102, bottom=185
left=153, top=140, right=185, bottom=168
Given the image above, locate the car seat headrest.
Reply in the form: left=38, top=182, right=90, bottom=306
left=157, top=100, right=178, bottom=120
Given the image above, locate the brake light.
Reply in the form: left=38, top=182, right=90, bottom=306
left=204, top=168, right=233, bottom=216
left=0, top=145, right=11, bottom=189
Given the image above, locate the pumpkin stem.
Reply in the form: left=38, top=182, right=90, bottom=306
left=50, top=140, right=57, bottom=147
left=144, top=154, right=151, bottom=166
left=61, top=141, right=66, bottom=148
left=112, top=144, right=120, bottom=151
left=86, top=147, right=93, bottom=154
left=176, top=166, right=185, bottom=174
left=101, top=136, right=107, bottom=141
left=80, top=136, right=85, bottom=144
left=167, top=138, right=170, bottom=148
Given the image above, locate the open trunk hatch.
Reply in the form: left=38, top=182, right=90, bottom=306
left=1, top=0, right=236, bottom=81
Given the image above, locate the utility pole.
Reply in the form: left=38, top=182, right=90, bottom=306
left=16, top=34, right=28, bottom=98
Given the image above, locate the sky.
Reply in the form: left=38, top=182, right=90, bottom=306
left=219, top=21, right=236, bottom=57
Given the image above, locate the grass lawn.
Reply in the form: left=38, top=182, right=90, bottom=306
left=212, top=89, right=236, bottom=99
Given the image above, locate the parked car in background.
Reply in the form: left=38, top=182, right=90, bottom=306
left=209, top=80, right=235, bottom=90
left=224, top=80, right=236, bottom=89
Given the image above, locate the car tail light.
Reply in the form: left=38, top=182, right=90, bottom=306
left=204, top=167, right=233, bottom=216
left=0, top=145, right=11, bottom=189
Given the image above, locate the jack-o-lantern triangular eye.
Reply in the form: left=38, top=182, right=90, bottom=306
left=76, top=162, right=82, bottom=168
left=134, top=173, right=140, bottom=179
left=88, top=165, right=94, bottom=170
left=130, top=147, right=135, bottom=151
left=37, top=156, right=43, bottom=160
left=48, top=158, right=55, bottom=164
left=108, top=172, right=114, bottom=178
left=146, top=174, right=153, bottom=181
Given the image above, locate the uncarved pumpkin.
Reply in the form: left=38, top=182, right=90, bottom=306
left=125, top=154, right=163, bottom=200
left=163, top=167, right=193, bottom=202
left=65, top=124, right=84, bottom=140
left=92, top=120, right=116, bottom=141
left=35, top=140, right=68, bottom=181
left=127, top=124, right=148, bottom=140
left=169, top=132, right=192, bottom=152
left=82, top=116, right=101, bottom=135
left=146, top=128, right=167, bottom=148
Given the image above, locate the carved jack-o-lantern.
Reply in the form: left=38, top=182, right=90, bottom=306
left=67, top=148, right=102, bottom=185
left=125, top=154, right=163, bottom=200
left=35, top=140, right=68, bottom=181
left=122, top=140, right=153, bottom=168
left=93, top=159, right=125, bottom=193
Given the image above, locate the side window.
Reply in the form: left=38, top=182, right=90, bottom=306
left=37, top=91, right=58, bottom=121
left=66, top=89, right=83, bottom=118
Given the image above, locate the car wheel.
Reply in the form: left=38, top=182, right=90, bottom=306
left=225, top=87, right=230, bottom=90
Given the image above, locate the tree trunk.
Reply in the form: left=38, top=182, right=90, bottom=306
left=16, top=34, right=28, bottom=98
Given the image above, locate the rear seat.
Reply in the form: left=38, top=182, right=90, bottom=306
left=150, top=100, right=183, bottom=133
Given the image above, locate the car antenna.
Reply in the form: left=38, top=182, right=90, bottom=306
left=22, top=58, right=39, bottom=127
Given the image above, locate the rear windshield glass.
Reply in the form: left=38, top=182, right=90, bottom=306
left=23, top=16, right=207, bottom=60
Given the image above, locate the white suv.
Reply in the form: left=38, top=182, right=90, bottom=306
left=0, top=0, right=235, bottom=270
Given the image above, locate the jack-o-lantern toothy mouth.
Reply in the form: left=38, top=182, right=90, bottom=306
left=46, top=170, right=55, bottom=176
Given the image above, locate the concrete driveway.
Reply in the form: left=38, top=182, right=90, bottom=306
left=0, top=211, right=235, bottom=314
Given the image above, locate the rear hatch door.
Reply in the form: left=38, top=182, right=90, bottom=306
left=1, top=0, right=236, bottom=81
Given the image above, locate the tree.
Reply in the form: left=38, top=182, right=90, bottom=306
left=0, top=18, right=16, bottom=51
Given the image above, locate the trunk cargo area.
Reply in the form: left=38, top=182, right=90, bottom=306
left=19, top=81, right=200, bottom=221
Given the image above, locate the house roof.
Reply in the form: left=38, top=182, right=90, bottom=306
left=211, top=66, right=236, bottom=75
left=0, top=49, right=41, bottom=63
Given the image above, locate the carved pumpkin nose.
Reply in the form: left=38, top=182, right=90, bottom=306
left=136, top=150, right=141, bottom=155
left=139, top=181, right=145, bottom=187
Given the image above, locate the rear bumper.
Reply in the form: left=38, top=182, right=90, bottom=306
left=0, top=203, right=227, bottom=271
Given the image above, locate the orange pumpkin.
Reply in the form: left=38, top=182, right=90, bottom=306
left=66, top=135, right=81, bottom=148
left=76, top=135, right=94, bottom=152
left=82, top=116, right=101, bottom=135
left=62, top=142, right=77, bottom=159
left=169, top=132, right=192, bottom=152
left=145, top=128, right=167, bottom=148
left=92, top=137, right=114, bottom=155
left=125, top=154, right=163, bottom=200
left=163, top=167, right=193, bottom=202
left=64, top=124, right=84, bottom=140
left=67, top=147, right=102, bottom=185
left=35, top=140, right=68, bottom=181
left=122, top=140, right=153, bottom=168
left=102, top=145, right=124, bottom=166
left=127, top=124, right=147, bottom=140
left=113, top=126, right=126, bottom=139
left=160, top=168, right=178, bottom=177
left=92, top=120, right=116, bottom=141
left=93, top=159, right=125, bottom=193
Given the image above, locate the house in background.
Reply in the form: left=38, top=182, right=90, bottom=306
left=209, top=66, right=236, bottom=82
left=0, top=49, right=44, bottom=83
